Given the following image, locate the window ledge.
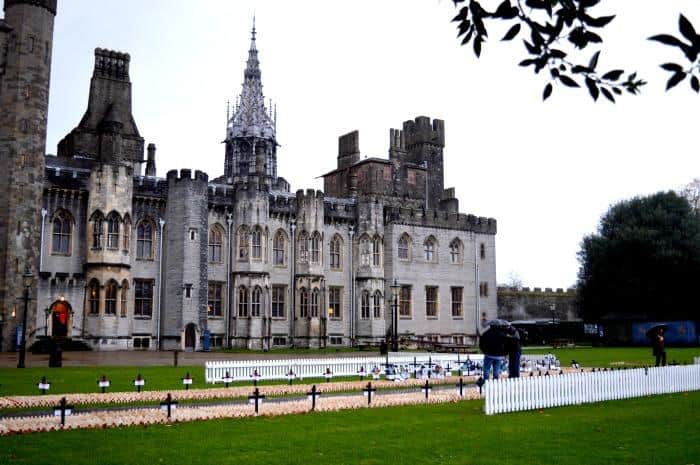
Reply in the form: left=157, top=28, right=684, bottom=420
left=207, top=316, right=223, bottom=320
left=451, top=317, right=464, bottom=320
left=271, top=316, right=287, bottom=320
left=134, top=316, right=152, bottom=320
left=426, top=316, right=439, bottom=320
left=50, top=252, right=71, bottom=257
left=399, top=316, right=413, bottom=320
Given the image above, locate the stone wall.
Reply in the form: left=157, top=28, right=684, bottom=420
left=497, top=286, right=580, bottom=322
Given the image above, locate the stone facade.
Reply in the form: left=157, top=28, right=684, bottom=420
left=0, top=5, right=498, bottom=351
left=497, top=286, right=580, bottom=322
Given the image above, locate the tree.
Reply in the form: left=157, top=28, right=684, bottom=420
left=577, top=191, right=700, bottom=322
left=451, top=0, right=700, bottom=101
left=678, top=178, right=700, bottom=212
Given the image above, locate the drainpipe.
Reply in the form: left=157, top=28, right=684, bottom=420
left=226, top=212, right=233, bottom=348
left=156, top=218, right=165, bottom=349
left=289, top=221, right=296, bottom=344
left=473, top=232, right=480, bottom=345
left=39, top=208, right=47, bottom=271
left=349, top=226, right=355, bottom=344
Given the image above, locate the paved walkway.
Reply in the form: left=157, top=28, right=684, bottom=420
left=0, top=350, right=383, bottom=368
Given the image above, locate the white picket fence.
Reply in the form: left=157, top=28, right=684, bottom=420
left=484, top=365, right=700, bottom=415
left=695, top=356, right=700, bottom=365
left=204, top=353, right=479, bottom=383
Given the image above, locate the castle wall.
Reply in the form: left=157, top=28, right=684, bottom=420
left=497, top=287, right=579, bottom=322
left=0, top=0, right=56, bottom=350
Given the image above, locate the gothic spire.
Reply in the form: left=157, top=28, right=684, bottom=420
left=226, top=17, right=275, bottom=140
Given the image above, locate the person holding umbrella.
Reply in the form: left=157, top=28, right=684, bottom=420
left=479, top=320, right=510, bottom=380
left=652, top=327, right=667, bottom=367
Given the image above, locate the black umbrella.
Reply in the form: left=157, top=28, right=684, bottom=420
left=486, top=319, right=511, bottom=328
left=646, top=324, right=669, bottom=338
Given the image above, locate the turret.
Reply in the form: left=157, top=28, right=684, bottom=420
left=403, top=116, right=445, bottom=210
left=338, top=130, right=360, bottom=170
left=145, top=143, right=157, bottom=176
left=0, top=0, right=57, bottom=350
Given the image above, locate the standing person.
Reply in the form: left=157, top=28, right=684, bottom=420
left=507, top=326, right=521, bottom=378
left=653, top=328, right=667, bottom=367
left=479, top=324, right=508, bottom=380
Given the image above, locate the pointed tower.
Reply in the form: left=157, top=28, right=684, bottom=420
left=224, top=19, right=278, bottom=187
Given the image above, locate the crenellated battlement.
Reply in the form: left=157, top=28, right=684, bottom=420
left=383, top=205, right=496, bottom=234
left=403, top=116, right=444, bottom=148
left=4, top=0, right=57, bottom=15
left=133, top=175, right=168, bottom=198
left=94, top=48, right=130, bottom=81
left=166, top=169, right=209, bottom=183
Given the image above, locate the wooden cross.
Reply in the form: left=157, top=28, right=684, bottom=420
left=307, top=384, right=321, bottom=411
left=456, top=377, right=465, bottom=397
left=476, top=376, right=485, bottom=395
left=222, top=371, right=233, bottom=388
left=422, top=380, right=432, bottom=400
left=37, top=376, right=50, bottom=395
left=182, top=373, right=193, bottom=390
left=160, top=393, right=178, bottom=419
left=363, top=382, right=377, bottom=406
left=97, top=375, right=110, bottom=393
left=248, top=387, right=266, bottom=414
left=286, top=370, right=296, bottom=385
left=133, top=374, right=145, bottom=392
left=53, top=396, right=73, bottom=427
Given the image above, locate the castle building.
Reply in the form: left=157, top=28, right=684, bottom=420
left=0, top=1, right=498, bottom=351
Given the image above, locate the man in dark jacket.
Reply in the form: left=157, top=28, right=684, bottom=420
left=506, top=326, right=521, bottom=378
left=653, top=329, right=667, bottom=367
left=479, top=325, right=509, bottom=380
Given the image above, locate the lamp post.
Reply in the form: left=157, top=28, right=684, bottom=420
left=44, top=307, right=50, bottom=337
left=17, top=266, right=33, bottom=369
left=390, top=278, right=401, bottom=352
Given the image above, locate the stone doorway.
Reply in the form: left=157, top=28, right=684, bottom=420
left=184, top=323, right=197, bottom=351
left=50, top=300, right=71, bottom=338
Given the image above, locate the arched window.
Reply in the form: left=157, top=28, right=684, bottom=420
left=238, top=226, right=250, bottom=260
left=398, top=234, right=411, bottom=261
left=298, top=231, right=309, bottom=263
left=361, top=291, right=370, bottom=319
left=252, top=286, right=262, bottom=317
left=449, top=238, right=463, bottom=264
left=208, top=226, right=223, bottom=263
left=299, top=288, right=309, bottom=317
left=330, top=235, right=342, bottom=270
left=238, top=286, right=249, bottom=317
left=91, top=212, right=104, bottom=249
left=106, top=212, right=120, bottom=249
left=105, top=280, right=118, bottom=315
left=51, top=210, right=72, bottom=255
left=373, top=291, right=382, bottom=319
left=359, top=235, right=371, bottom=266
left=310, top=288, right=319, bottom=317
left=273, top=231, right=286, bottom=265
left=122, top=215, right=131, bottom=251
left=251, top=227, right=262, bottom=260
left=120, top=280, right=129, bottom=317
left=372, top=236, right=381, bottom=266
left=88, top=279, right=100, bottom=315
left=136, top=220, right=154, bottom=259
left=310, top=232, right=321, bottom=263
left=424, top=237, right=437, bottom=263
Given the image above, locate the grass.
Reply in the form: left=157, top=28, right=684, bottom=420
left=0, top=365, right=370, bottom=397
left=1, top=393, right=699, bottom=465
left=522, top=346, right=700, bottom=368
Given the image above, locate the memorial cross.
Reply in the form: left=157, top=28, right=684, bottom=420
left=37, top=376, right=50, bottom=395
left=182, top=373, right=193, bottom=390
left=97, top=375, right=110, bottom=393
left=222, top=371, right=234, bottom=388
left=251, top=369, right=261, bottom=386
left=248, top=387, right=266, bottom=414
left=286, top=369, right=296, bottom=385
left=363, top=382, right=377, bottom=406
left=133, top=374, right=145, bottom=392
left=456, top=377, right=465, bottom=397
left=422, top=380, right=432, bottom=400
left=53, top=396, right=73, bottom=427
left=160, top=393, right=178, bottom=419
left=307, top=384, right=321, bottom=411
left=476, top=376, right=485, bottom=395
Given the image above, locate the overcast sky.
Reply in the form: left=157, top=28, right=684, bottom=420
left=7, top=0, right=700, bottom=289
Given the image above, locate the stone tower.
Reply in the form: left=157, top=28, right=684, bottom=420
left=224, top=19, right=278, bottom=188
left=403, top=116, right=445, bottom=210
left=0, top=0, right=57, bottom=350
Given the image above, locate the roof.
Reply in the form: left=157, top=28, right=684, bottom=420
left=320, top=156, right=426, bottom=178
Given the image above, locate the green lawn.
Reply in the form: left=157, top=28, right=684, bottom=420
left=523, top=346, right=700, bottom=368
left=0, top=365, right=371, bottom=397
left=1, top=393, right=699, bottom=465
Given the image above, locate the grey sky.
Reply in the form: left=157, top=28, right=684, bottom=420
left=8, top=0, right=699, bottom=289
